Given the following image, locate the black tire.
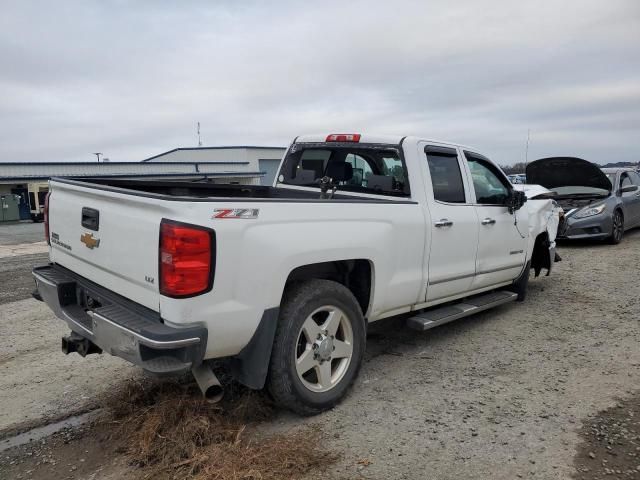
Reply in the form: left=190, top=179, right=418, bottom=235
left=608, top=210, right=624, bottom=245
left=511, top=261, right=530, bottom=301
left=267, top=279, right=366, bottom=416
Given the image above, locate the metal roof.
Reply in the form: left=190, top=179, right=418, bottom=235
left=0, top=161, right=247, bottom=166
left=141, top=146, right=285, bottom=162
left=0, top=160, right=263, bottom=184
left=601, top=167, right=636, bottom=173
left=1, top=172, right=264, bottom=182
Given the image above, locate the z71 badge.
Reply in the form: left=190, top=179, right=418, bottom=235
left=212, top=208, right=259, bottom=219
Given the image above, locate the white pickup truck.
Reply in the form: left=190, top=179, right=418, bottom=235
left=33, top=133, right=559, bottom=415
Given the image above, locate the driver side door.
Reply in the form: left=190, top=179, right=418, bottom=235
left=620, top=172, right=640, bottom=228
left=463, top=151, right=529, bottom=290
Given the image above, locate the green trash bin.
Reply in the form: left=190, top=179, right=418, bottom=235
left=0, top=194, right=21, bottom=222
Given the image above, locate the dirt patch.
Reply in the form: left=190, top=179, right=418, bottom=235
left=0, top=376, right=338, bottom=480
left=0, top=419, right=132, bottom=480
left=573, top=391, right=640, bottom=479
left=0, top=241, right=48, bottom=259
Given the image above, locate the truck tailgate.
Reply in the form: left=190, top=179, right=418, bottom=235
left=48, top=180, right=168, bottom=311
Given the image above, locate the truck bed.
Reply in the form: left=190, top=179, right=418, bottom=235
left=55, top=177, right=407, bottom=203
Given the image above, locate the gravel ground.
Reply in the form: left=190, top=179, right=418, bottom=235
left=0, top=298, right=137, bottom=434
left=0, top=229, right=638, bottom=479
left=573, top=396, right=640, bottom=479
left=0, top=222, right=44, bottom=246
left=0, top=253, right=49, bottom=306
left=272, top=231, right=640, bottom=479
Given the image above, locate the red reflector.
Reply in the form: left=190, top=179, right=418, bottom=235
left=159, top=220, right=214, bottom=298
left=44, top=192, right=51, bottom=245
left=325, top=133, right=361, bottom=143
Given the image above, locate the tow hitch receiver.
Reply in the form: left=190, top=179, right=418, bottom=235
left=61, top=332, right=102, bottom=357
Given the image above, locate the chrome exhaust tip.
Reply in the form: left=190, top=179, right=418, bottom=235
left=191, top=363, right=224, bottom=403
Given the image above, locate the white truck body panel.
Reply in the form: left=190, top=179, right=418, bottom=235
left=44, top=135, right=559, bottom=362
left=48, top=182, right=166, bottom=311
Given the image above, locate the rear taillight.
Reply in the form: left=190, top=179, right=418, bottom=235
left=326, top=133, right=361, bottom=143
left=159, top=220, right=214, bottom=298
left=44, top=192, right=51, bottom=245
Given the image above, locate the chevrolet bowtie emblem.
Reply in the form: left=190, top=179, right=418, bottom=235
left=80, top=232, right=100, bottom=249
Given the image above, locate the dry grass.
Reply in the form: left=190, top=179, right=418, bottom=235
left=101, top=376, right=338, bottom=480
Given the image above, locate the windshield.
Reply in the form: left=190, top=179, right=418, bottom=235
left=278, top=144, right=410, bottom=197
left=605, top=172, right=616, bottom=187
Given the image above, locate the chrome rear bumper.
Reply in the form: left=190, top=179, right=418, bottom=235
left=32, top=264, right=207, bottom=374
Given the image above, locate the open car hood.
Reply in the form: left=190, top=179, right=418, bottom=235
left=525, top=157, right=611, bottom=193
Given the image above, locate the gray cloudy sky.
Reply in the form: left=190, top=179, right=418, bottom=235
left=1, top=0, right=639, bottom=165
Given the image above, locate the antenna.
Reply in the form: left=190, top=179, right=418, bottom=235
left=93, top=152, right=103, bottom=163
left=524, top=129, right=531, bottom=167
left=197, top=122, right=202, bottom=147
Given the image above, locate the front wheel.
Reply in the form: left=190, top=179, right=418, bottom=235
left=267, top=279, right=366, bottom=415
left=608, top=210, right=624, bottom=245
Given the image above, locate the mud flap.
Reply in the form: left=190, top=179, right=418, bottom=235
left=227, top=307, right=280, bottom=390
left=532, top=236, right=554, bottom=277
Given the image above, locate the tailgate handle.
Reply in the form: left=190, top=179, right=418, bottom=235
left=81, top=207, right=100, bottom=231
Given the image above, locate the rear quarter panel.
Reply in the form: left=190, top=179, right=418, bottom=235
left=159, top=200, right=426, bottom=358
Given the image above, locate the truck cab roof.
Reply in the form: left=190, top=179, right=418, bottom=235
left=293, top=133, right=473, bottom=151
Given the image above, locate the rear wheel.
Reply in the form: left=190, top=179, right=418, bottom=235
left=608, top=210, right=624, bottom=244
left=267, top=279, right=365, bottom=415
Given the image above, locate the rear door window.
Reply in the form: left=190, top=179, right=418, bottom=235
left=424, top=146, right=466, bottom=203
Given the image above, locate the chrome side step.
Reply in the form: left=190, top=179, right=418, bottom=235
left=406, top=290, right=518, bottom=332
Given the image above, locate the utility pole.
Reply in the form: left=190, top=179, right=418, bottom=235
left=197, top=122, right=202, bottom=147
left=93, top=152, right=103, bottom=163
left=524, top=129, right=531, bottom=167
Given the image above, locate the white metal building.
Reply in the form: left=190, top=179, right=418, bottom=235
left=0, top=145, right=286, bottom=221
left=142, top=146, right=285, bottom=186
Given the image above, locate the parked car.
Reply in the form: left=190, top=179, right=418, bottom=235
left=33, top=133, right=560, bottom=415
left=507, top=174, right=526, bottom=184
left=526, top=157, right=640, bottom=244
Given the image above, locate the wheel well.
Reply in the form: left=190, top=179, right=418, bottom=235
left=285, top=260, right=372, bottom=316
left=531, top=232, right=551, bottom=277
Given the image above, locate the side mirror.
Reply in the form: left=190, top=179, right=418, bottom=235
left=619, top=185, right=638, bottom=194
left=506, top=189, right=527, bottom=213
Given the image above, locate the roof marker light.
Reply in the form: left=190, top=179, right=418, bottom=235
left=326, top=134, right=361, bottom=143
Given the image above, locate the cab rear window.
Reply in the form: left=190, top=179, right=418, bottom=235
left=279, top=144, right=410, bottom=197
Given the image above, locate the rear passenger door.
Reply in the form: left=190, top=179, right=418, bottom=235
left=463, top=151, right=529, bottom=290
left=421, top=144, right=479, bottom=302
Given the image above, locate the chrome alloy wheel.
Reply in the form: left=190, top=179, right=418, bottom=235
left=294, top=305, right=354, bottom=393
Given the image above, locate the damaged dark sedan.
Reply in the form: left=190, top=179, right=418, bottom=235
left=526, top=157, right=640, bottom=244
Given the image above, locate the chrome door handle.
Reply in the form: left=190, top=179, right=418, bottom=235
left=481, top=218, right=496, bottom=225
left=434, top=219, right=453, bottom=228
